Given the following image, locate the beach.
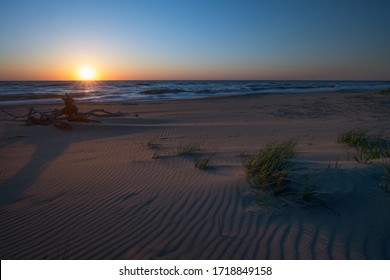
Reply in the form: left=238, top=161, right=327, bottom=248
left=0, top=90, right=389, bottom=259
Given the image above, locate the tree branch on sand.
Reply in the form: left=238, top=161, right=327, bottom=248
left=1, top=94, right=124, bottom=130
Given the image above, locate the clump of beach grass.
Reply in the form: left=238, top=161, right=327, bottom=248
left=337, top=129, right=390, bottom=163
left=152, top=152, right=162, bottom=159
left=177, top=143, right=201, bottom=156
left=194, top=157, right=210, bottom=170
left=147, top=139, right=159, bottom=149
left=337, top=129, right=369, bottom=147
left=243, top=145, right=337, bottom=213
left=244, top=139, right=298, bottom=194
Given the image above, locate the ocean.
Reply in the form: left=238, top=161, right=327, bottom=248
left=0, top=80, right=389, bottom=105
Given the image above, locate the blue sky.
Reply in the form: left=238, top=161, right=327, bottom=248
left=0, top=0, right=389, bottom=80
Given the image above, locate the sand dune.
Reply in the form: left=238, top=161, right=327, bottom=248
left=0, top=91, right=389, bottom=259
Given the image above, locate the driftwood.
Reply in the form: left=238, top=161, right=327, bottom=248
left=1, top=94, right=123, bottom=129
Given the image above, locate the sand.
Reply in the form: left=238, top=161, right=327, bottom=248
left=0, top=90, right=389, bottom=259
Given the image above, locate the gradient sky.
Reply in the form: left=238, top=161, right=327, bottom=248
left=1, top=0, right=390, bottom=80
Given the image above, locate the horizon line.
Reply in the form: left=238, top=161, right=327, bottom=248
left=1, top=79, right=390, bottom=82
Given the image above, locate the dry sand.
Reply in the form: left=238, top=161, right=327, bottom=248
left=0, top=91, right=389, bottom=259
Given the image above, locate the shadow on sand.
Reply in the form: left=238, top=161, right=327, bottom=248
left=0, top=121, right=152, bottom=207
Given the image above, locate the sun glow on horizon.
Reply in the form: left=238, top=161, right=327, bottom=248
left=78, top=66, right=96, bottom=80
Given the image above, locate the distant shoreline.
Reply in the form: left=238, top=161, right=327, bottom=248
left=0, top=88, right=385, bottom=109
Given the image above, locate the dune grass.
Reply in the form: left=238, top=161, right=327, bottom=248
left=147, top=139, right=160, bottom=149
left=337, top=129, right=369, bottom=147
left=177, top=143, right=201, bottom=156
left=194, top=157, right=210, bottom=170
left=244, top=139, right=298, bottom=194
left=152, top=152, right=161, bottom=159
left=337, top=129, right=390, bottom=163
left=243, top=140, right=338, bottom=213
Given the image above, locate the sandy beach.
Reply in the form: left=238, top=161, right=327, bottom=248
left=0, top=90, right=389, bottom=259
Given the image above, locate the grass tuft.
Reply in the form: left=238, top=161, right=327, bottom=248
left=147, top=139, right=159, bottom=149
left=337, top=129, right=390, bottom=163
left=337, top=129, right=368, bottom=147
left=194, top=157, right=210, bottom=170
left=243, top=147, right=338, bottom=213
left=244, top=139, right=298, bottom=194
left=177, top=143, right=201, bottom=156
left=152, top=152, right=161, bottom=159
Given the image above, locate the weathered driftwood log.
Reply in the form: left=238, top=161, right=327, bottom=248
left=1, top=94, right=123, bottom=129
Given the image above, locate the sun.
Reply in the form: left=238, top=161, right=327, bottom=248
left=78, top=66, right=96, bottom=80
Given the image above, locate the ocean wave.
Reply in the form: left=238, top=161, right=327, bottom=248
left=0, top=92, right=85, bottom=101
left=141, top=88, right=188, bottom=95
left=1, top=80, right=390, bottom=104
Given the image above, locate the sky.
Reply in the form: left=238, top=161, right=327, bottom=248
left=0, top=0, right=390, bottom=81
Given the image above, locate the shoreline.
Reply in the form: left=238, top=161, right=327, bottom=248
left=0, top=87, right=385, bottom=109
left=1, top=79, right=389, bottom=105
left=0, top=90, right=389, bottom=259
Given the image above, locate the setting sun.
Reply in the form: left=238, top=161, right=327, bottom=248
left=78, top=66, right=96, bottom=80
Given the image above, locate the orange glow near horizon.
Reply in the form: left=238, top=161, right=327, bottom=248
left=77, top=66, right=97, bottom=80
